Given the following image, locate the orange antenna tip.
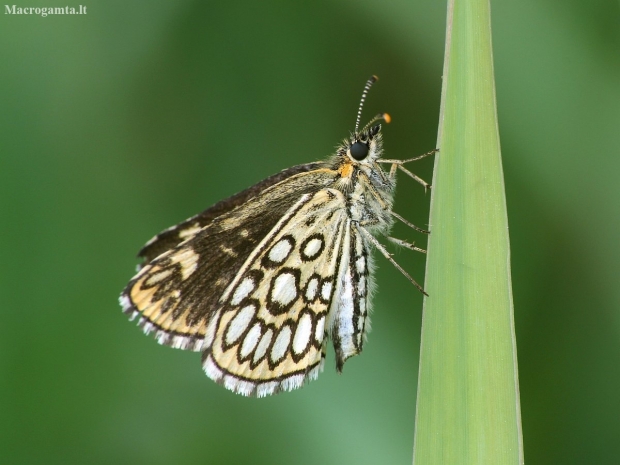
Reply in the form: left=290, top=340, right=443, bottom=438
left=383, top=113, right=391, bottom=124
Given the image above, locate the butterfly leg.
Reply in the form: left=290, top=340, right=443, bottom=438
left=397, top=165, right=431, bottom=191
left=356, top=225, right=427, bottom=295
left=390, top=211, right=429, bottom=234
left=389, top=163, right=398, bottom=179
left=378, top=149, right=438, bottom=189
left=387, top=236, right=426, bottom=254
left=380, top=149, right=438, bottom=166
left=398, top=148, right=439, bottom=164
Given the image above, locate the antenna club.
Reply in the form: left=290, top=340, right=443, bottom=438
left=371, top=75, right=379, bottom=82
left=383, top=113, right=391, bottom=124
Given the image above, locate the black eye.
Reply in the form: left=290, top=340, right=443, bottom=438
left=350, top=142, right=369, bottom=160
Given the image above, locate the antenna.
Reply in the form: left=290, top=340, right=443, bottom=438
left=355, top=75, right=378, bottom=133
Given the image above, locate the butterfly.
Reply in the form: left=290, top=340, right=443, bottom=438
left=119, top=76, right=436, bottom=397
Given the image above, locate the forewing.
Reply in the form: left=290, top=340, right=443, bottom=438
left=120, top=166, right=337, bottom=352
left=137, top=162, right=327, bottom=264
left=203, top=189, right=350, bottom=396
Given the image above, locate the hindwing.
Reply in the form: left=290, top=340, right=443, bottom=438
left=204, top=189, right=351, bottom=396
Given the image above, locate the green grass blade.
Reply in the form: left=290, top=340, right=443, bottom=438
left=412, top=0, right=523, bottom=463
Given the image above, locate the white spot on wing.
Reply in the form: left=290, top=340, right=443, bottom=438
left=271, top=272, right=297, bottom=306
left=268, top=239, right=292, bottom=263
left=240, top=323, right=262, bottom=358
left=253, top=328, right=273, bottom=363
left=292, top=313, right=312, bottom=354
left=305, top=277, right=319, bottom=301
left=315, top=315, right=325, bottom=343
left=356, top=256, right=366, bottom=274
left=230, top=277, right=255, bottom=305
left=358, top=276, right=366, bottom=296
left=225, top=304, right=256, bottom=345
left=303, top=237, right=323, bottom=258
left=270, top=326, right=292, bottom=363
left=321, top=281, right=332, bottom=301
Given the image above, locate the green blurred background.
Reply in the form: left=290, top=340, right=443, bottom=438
left=1, top=1, right=618, bottom=464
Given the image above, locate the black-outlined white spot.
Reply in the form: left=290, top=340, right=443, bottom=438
left=268, top=237, right=294, bottom=264
left=253, top=328, right=274, bottom=364
left=262, top=235, right=295, bottom=268
left=230, top=276, right=256, bottom=305
left=304, top=275, right=320, bottom=302
left=300, top=233, right=325, bottom=261
left=267, top=268, right=300, bottom=315
left=272, top=273, right=297, bottom=305
left=270, top=325, right=292, bottom=364
left=314, top=315, right=325, bottom=344
left=224, top=304, right=256, bottom=345
left=240, top=322, right=262, bottom=359
left=321, top=281, right=332, bottom=302
left=292, top=312, right=313, bottom=355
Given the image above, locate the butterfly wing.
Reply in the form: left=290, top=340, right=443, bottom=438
left=137, top=162, right=327, bottom=265
left=121, top=165, right=374, bottom=396
left=204, top=189, right=374, bottom=396
left=204, top=188, right=355, bottom=396
left=120, top=165, right=337, bottom=352
left=330, top=223, right=372, bottom=371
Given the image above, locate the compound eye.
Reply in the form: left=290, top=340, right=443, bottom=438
left=350, top=142, right=369, bottom=160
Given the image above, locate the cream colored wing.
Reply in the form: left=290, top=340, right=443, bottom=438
left=203, top=188, right=370, bottom=396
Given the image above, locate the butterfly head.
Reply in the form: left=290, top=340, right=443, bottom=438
left=343, top=76, right=391, bottom=165
left=345, top=119, right=387, bottom=164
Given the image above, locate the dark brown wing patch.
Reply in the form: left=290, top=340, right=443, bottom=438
left=138, top=162, right=327, bottom=264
